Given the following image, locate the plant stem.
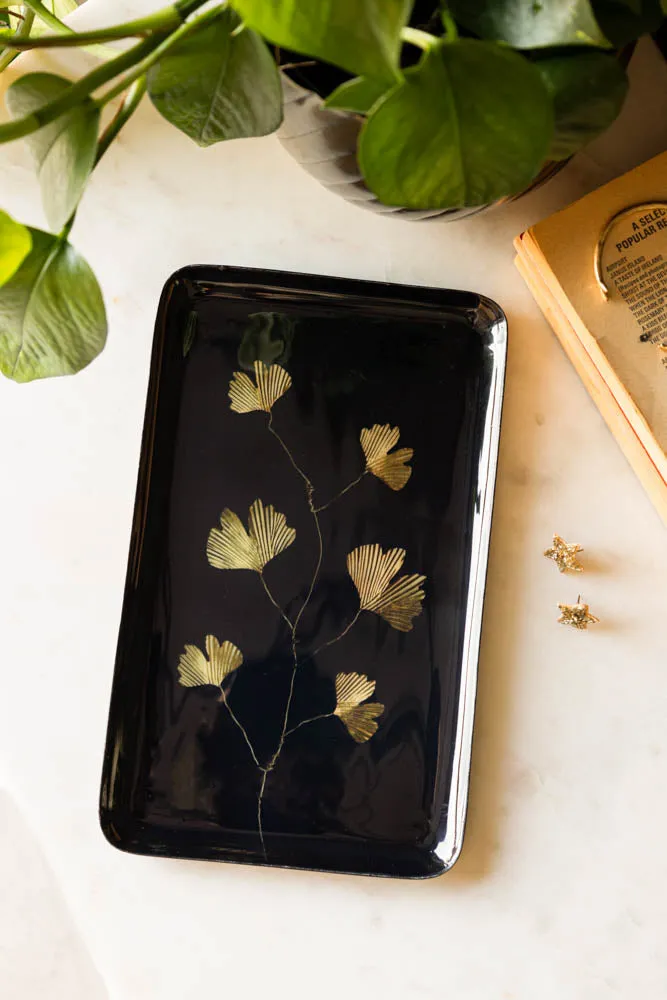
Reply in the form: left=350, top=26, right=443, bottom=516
left=22, top=0, right=72, bottom=34
left=96, top=4, right=220, bottom=107
left=278, top=60, right=317, bottom=71
left=0, top=34, right=159, bottom=143
left=2, top=9, right=184, bottom=47
left=174, top=0, right=209, bottom=16
left=401, top=26, right=439, bottom=50
left=19, top=0, right=206, bottom=37
left=0, top=4, right=219, bottom=144
left=314, top=470, right=367, bottom=512
left=0, top=6, right=34, bottom=73
left=441, top=9, right=459, bottom=42
left=3, top=0, right=209, bottom=49
left=57, top=214, right=75, bottom=242
left=95, top=76, right=146, bottom=163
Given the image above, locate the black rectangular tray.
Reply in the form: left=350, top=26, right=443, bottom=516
left=100, top=266, right=506, bottom=878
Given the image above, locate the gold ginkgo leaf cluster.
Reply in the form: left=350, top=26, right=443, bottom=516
left=206, top=498, right=296, bottom=572
left=228, top=364, right=414, bottom=496
left=178, top=356, right=426, bottom=807
left=178, top=635, right=243, bottom=688
left=334, top=672, right=384, bottom=743
left=347, top=544, right=425, bottom=632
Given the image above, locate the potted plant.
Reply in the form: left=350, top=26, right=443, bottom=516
left=0, top=0, right=660, bottom=382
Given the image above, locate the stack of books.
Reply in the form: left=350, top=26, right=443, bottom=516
left=515, top=151, right=667, bottom=525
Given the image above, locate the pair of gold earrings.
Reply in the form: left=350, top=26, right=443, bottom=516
left=544, top=535, right=599, bottom=630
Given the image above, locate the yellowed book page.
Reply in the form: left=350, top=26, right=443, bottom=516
left=515, top=254, right=667, bottom=527
left=523, top=151, right=667, bottom=465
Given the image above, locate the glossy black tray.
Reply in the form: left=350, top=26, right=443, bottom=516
left=100, top=266, right=506, bottom=878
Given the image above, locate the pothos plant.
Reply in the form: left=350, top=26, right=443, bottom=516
left=180, top=358, right=425, bottom=850
left=0, top=0, right=662, bottom=382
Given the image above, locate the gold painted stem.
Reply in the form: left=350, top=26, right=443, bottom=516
left=267, top=416, right=312, bottom=494
left=314, top=470, right=367, bottom=512
left=259, top=572, right=293, bottom=630
left=257, top=768, right=269, bottom=857
left=285, top=712, right=333, bottom=738
left=255, top=416, right=326, bottom=853
left=310, top=608, right=362, bottom=658
left=275, top=494, right=323, bottom=757
left=219, top=686, right=261, bottom=768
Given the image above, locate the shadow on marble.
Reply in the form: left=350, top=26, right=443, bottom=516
left=0, top=792, right=108, bottom=1000
left=573, top=552, right=614, bottom=575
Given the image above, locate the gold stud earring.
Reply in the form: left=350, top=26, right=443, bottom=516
left=557, top=596, right=599, bottom=630
left=544, top=534, right=584, bottom=573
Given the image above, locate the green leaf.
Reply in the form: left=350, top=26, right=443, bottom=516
left=147, top=8, right=282, bottom=145
left=0, top=227, right=107, bottom=382
left=537, top=51, right=629, bottom=160
left=358, top=40, right=553, bottom=210
left=0, top=209, right=32, bottom=287
left=231, top=0, right=413, bottom=79
left=6, top=73, right=100, bottom=233
left=448, top=0, right=610, bottom=48
left=592, top=0, right=662, bottom=46
left=324, top=76, right=393, bottom=114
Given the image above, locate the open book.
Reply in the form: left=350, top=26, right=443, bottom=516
left=515, top=151, right=667, bottom=525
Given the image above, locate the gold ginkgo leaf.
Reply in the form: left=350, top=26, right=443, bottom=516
left=178, top=635, right=243, bottom=688
left=207, top=508, right=260, bottom=570
left=207, top=499, right=296, bottom=572
left=347, top=543, right=425, bottom=632
left=229, top=360, right=292, bottom=414
left=360, top=424, right=413, bottom=491
left=247, top=497, right=296, bottom=568
left=333, top=672, right=384, bottom=743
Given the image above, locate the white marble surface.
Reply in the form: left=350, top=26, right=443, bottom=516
left=2, top=5, right=667, bottom=998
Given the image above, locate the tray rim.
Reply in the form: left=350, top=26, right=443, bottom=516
left=437, top=294, right=507, bottom=871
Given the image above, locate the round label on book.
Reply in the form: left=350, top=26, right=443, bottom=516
left=596, top=201, right=667, bottom=365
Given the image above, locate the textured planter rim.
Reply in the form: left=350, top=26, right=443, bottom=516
left=277, top=73, right=568, bottom=223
